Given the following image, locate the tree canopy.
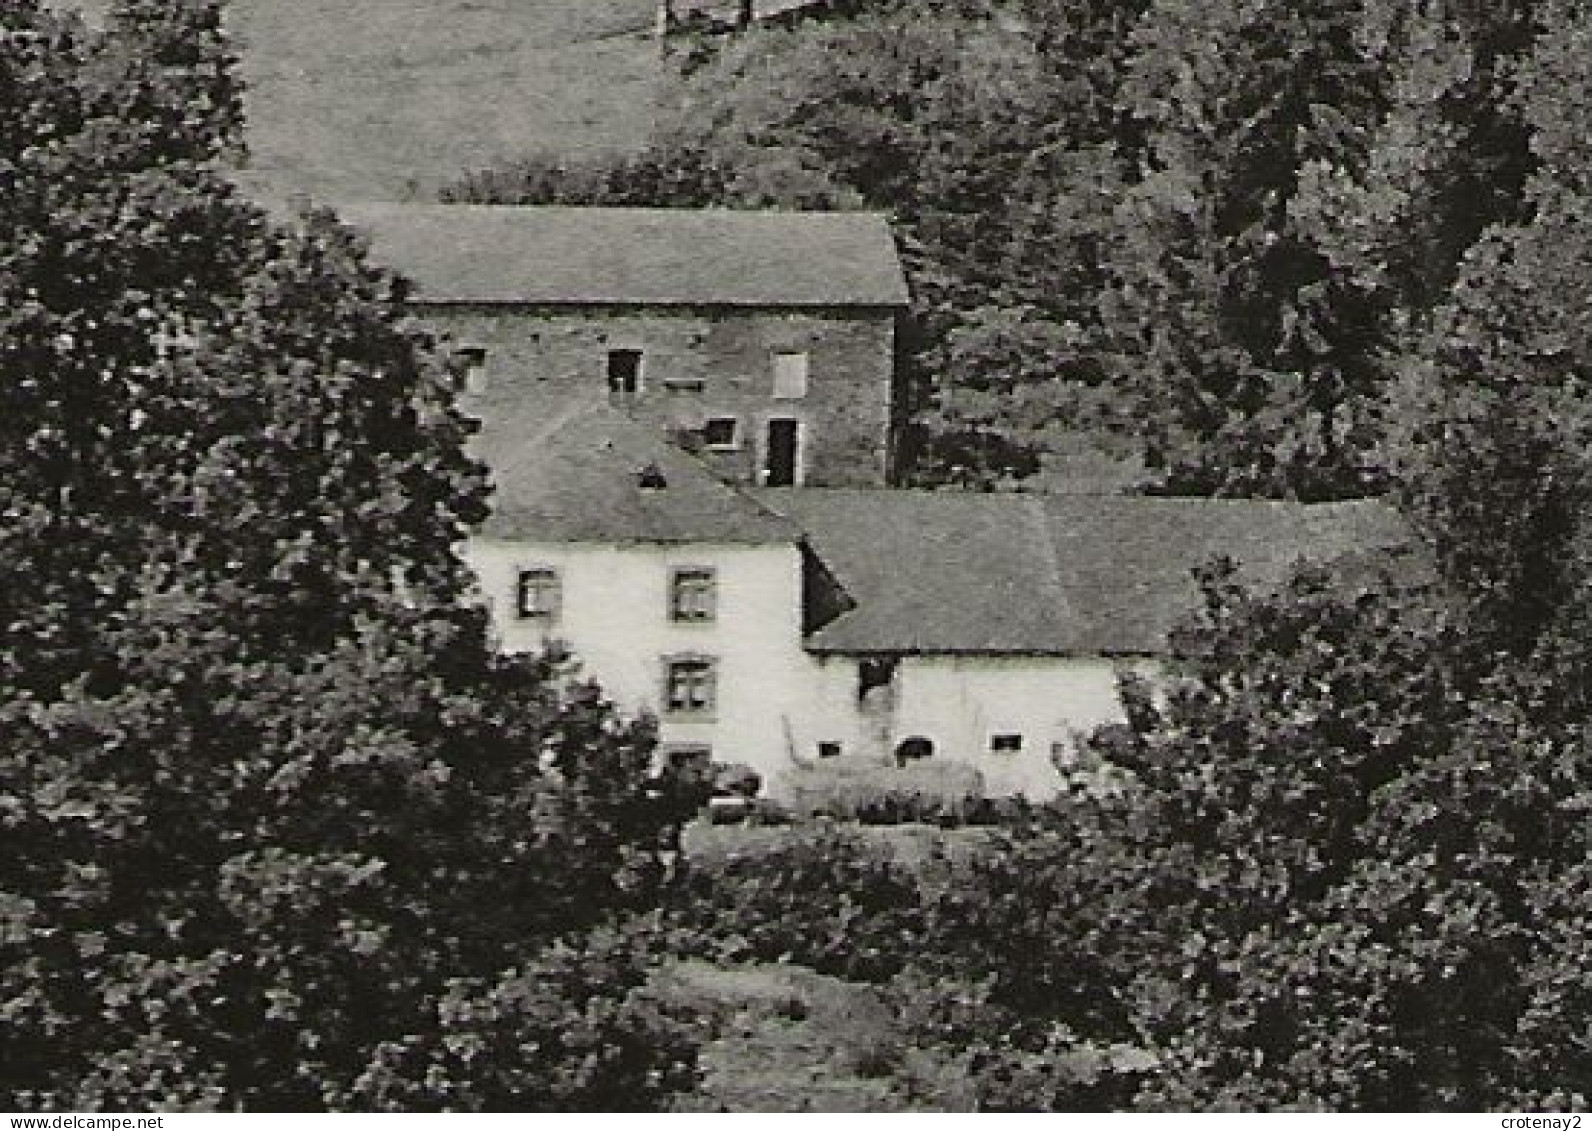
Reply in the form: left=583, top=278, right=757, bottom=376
left=1, top=1, right=699, bottom=1110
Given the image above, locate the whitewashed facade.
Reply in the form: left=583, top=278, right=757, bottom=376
left=343, top=204, right=1410, bottom=799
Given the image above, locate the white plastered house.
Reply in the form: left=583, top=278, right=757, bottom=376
left=340, top=202, right=1411, bottom=798
left=465, top=397, right=1409, bottom=798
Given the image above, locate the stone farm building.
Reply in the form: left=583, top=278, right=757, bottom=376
left=344, top=204, right=908, bottom=490
left=344, top=204, right=1409, bottom=798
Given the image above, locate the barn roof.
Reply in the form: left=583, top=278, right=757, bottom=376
left=339, top=204, right=911, bottom=307
left=756, top=489, right=1414, bottom=656
left=475, top=399, right=800, bottom=545
left=667, top=0, right=831, bottom=24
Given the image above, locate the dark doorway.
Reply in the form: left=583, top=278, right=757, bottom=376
left=764, top=418, right=799, bottom=486
left=607, top=349, right=642, bottom=397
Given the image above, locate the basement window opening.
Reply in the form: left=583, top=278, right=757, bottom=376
left=857, top=656, right=898, bottom=700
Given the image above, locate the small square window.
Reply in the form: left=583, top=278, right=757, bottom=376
left=989, top=733, right=1024, bottom=754
left=772, top=351, right=809, bottom=400
left=663, top=657, right=717, bottom=717
left=817, top=740, right=842, bottom=759
left=516, top=567, right=560, bottom=620
left=702, top=417, right=739, bottom=449
left=670, top=567, right=717, bottom=622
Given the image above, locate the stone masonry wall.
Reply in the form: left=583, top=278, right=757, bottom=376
left=417, top=304, right=899, bottom=487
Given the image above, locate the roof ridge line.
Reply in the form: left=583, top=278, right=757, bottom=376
left=1023, top=494, right=1076, bottom=627
left=482, top=396, right=595, bottom=494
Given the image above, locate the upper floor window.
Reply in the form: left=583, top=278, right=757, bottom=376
left=670, top=566, right=717, bottom=622
left=663, top=656, right=717, bottom=717
left=516, top=566, right=560, bottom=620
left=607, top=348, right=643, bottom=396
left=772, top=351, right=809, bottom=400
left=702, top=417, right=739, bottom=450
left=989, top=733, right=1024, bottom=754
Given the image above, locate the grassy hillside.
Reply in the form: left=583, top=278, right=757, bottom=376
left=65, top=0, right=661, bottom=203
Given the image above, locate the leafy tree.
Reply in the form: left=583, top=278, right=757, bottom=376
left=1094, top=0, right=1548, bottom=499
left=920, top=556, right=1590, bottom=1109
left=916, top=5, right=1592, bottom=1109
left=1391, top=0, right=1592, bottom=661
left=1, top=1, right=699, bottom=1110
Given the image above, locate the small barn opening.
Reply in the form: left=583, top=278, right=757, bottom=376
left=894, top=735, right=934, bottom=766
left=857, top=656, right=897, bottom=700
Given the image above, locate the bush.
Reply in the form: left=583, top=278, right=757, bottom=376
left=667, top=831, right=926, bottom=982
left=784, top=759, right=986, bottom=823
left=0, top=7, right=702, bottom=1109
left=343, top=925, right=699, bottom=1112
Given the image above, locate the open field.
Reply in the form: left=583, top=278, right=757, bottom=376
left=64, top=0, right=661, bottom=203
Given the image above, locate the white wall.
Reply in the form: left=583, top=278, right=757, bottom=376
left=798, top=654, right=1158, bottom=797
left=468, top=538, right=817, bottom=786
left=895, top=655, right=1157, bottom=796
left=469, top=537, right=1158, bottom=799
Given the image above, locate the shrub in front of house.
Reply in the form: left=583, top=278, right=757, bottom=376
left=667, top=830, right=926, bottom=982
left=783, top=758, right=987, bottom=823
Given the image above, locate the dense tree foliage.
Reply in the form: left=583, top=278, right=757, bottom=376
left=902, top=15, right=1592, bottom=1105
left=1, top=1, right=699, bottom=1110
left=15, top=0, right=1592, bottom=1112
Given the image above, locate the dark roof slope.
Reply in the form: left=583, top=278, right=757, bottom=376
left=476, top=398, right=799, bottom=545
left=339, top=203, right=911, bottom=307
left=757, top=489, right=1413, bottom=656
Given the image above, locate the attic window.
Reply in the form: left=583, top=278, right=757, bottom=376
left=607, top=348, right=643, bottom=396
left=636, top=463, right=668, bottom=490
left=817, top=740, right=842, bottom=759
left=772, top=351, right=809, bottom=400
left=989, top=733, right=1024, bottom=754
left=702, top=417, right=739, bottom=450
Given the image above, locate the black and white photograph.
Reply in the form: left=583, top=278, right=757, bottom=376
left=2, top=0, right=1590, bottom=1116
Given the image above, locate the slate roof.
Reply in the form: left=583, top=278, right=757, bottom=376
left=756, top=489, right=1414, bottom=656
left=475, top=398, right=800, bottom=545
left=668, top=0, right=830, bottom=23
left=339, top=204, right=911, bottom=307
